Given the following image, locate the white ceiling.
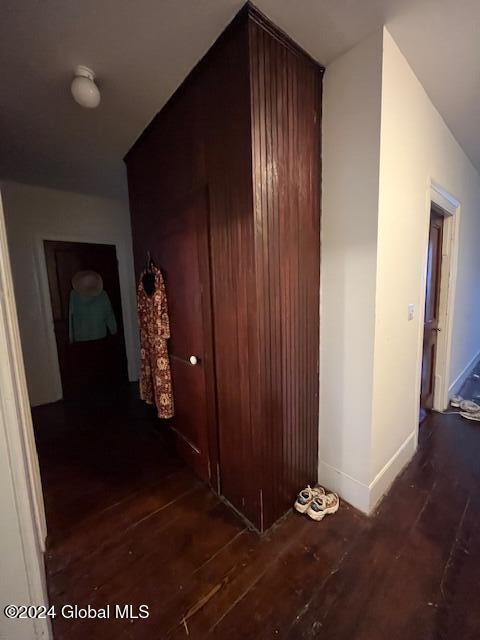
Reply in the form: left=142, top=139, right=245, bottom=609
left=1, top=0, right=479, bottom=199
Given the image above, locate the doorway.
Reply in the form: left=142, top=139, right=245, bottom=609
left=420, top=207, right=444, bottom=418
left=44, top=240, right=128, bottom=397
left=419, top=185, right=460, bottom=420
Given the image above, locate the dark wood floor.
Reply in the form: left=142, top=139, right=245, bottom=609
left=33, top=382, right=480, bottom=640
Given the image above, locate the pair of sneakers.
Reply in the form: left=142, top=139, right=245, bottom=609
left=294, top=485, right=339, bottom=521
left=451, top=395, right=480, bottom=421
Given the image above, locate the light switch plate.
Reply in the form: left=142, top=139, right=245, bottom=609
left=408, top=304, right=415, bottom=321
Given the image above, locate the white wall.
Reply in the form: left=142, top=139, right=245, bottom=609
left=320, top=28, right=480, bottom=513
left=371, top=29, right=480, bottom=485
left=1, top=180, right=139, bottom=407
left=319, top=31, right=383, bottom=511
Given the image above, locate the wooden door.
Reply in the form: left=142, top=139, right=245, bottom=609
left=44, top=241, right=128, bottom=398
left=421, top=210, right=444, bottom=411
left=156, top=190, right=217, bottom=485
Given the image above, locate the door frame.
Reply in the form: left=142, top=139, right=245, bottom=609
left=35, top=232, right=138, bottom=401
left=417, top=180, right=460, bottom=418
left=0, top=192, right=52, bottom=639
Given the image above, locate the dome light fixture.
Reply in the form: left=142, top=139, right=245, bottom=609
left=71, top=65, right=101, bottom=109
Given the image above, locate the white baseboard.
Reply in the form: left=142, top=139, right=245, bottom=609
left=318, top=430, right=417, bottom=515
left=448, top=349, right=480, bottom=395
left=368, top=431, right=416, bottom=511
left=318, top=461, right=370, bottom=514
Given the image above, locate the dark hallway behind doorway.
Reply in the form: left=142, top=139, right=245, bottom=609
left=44, top=240, right=128, bottom=398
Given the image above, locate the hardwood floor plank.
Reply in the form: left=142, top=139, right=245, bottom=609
left=35, top=379, right=480, bottom=640
left=50, top=487, right=223, bottom=601
left=293, top=473, right=469, bottom=640
left=432, top=495, right=480, bottom=640
left=47, top=467, right=199, bottom=575
left=209, top=504, right=367, bottom=640
left=164, top=513, right=316, bottom=639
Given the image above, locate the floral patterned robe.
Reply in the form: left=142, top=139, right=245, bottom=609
left=137, top=266, right=174, bottom=418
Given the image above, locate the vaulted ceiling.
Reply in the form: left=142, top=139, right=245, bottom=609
left=1, top=0, right=479, bottom=199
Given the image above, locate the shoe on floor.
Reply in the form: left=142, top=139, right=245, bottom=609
left=460, top=400, right=480, bottom=413
left=450, top=395, right=463, bottom=408
left=294, top=485, right=325, bottom=514
left=306, top=492, right=340, bottom=521
left=460, top=411, right=480, bottom=422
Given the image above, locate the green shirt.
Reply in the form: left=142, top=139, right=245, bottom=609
left=69, top=290, right=117, bottom=342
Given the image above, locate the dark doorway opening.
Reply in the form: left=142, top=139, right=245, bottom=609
left=44, top=240, right=128, bottom=398
left=420, top=207, right=444, bottom=421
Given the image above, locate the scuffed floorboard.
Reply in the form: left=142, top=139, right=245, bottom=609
left=33, top=381, right=480, bottom=639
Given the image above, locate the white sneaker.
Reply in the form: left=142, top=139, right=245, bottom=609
left=294, top=485, right=325, bottom=514
left=450, top=395, right=463, bottom=408
left=460, top=411, right=480, bottom=422
left=306, top=492, right=340, bottom=521
left=460, top=400, right=480, bottom=413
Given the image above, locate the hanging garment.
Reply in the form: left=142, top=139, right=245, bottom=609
left=69, top=289, right=117, bottom=342
left=137, top=265, right=174, bottom=418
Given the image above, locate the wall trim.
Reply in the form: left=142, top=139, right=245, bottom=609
left=318, top=430, right=416, bottom=515
left=318, top=460, right=370, bottom=514
left=0, top=191, right=51, bottom=639
left=430, top=180, right=460, bottom=216
left=368, top=430, right=416, bottom=511
left=448, top=348, right=480, bottom=395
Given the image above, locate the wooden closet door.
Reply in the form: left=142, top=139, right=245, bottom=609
left=156, top=190, right=218, bottom=485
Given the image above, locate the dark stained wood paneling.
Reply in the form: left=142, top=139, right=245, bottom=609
left=126, top=3, right=323, bottom=530
left=200, top=19, right=262, bottom=525
left=125, top=12, right=259, bottom=524
left=249, top=18, right=322, bottom=528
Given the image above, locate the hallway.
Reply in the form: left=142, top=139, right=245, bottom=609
left=34, top=383, right=480, bottom=639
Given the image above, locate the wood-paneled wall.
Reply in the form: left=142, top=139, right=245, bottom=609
left=248, top=16, right=322, bottom=528
left=201, top=20, right=262, bottom=525
left=126, top=3, right=323, bottom=531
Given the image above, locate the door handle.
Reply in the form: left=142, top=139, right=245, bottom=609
left=432, top=328, right=441, bottom=332
left=170, top=354, right=201, bottom=366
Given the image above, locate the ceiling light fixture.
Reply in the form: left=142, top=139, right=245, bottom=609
left=71, top=65, right=101, bottom=109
